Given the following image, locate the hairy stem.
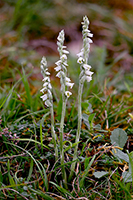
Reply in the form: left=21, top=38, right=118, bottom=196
left=60, top=92, right=67, bottom=188
left=50, top=105, right=58, bottom=161
left=69, top=80, right=84, bottom=181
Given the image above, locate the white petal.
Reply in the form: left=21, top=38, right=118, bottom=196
left=77, top=51, right=83, bottom=58
left=40, top=94, right=47, bottom=101
left=48, top=83, right=52, bottom=89
left=66, top=82, right=74, bottom=89
left=56, top=71, right=62, bottom=78
left=42, top=77, right=50, bottom=82
left=65, top=91, right=72, bottom=98
left=83, top=64, right=91, bottom=70
left=61, top=54, right=67, bottom=60
left=55, top=60, right=61, bottom=66
left=77, top=57, right=84, bottom=64
left=86, top=76, right=92, bottom=82
left=45, top=71, right=50, bottom=75
left=66, top=77, right=71, bottom=82
left=85, top=70, right=94, bottom=76
left=62, top=49, right=69, bottom=54
left=45, top=100, right=52, bottom=107
left=43, top=82, right=48, bottom=87
left=40, top=88, right=46, bottom=93
left=54, top=65, right=61, bottom=71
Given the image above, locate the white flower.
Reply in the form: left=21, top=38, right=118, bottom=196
left=65, top=91, right=72, bottom=98
left=77, top=50, right=84, bottom=58
left=40, top=94, right=47, bottom=101
left=84, top=29, right=93, bottom=37
left=45, top=71, right=50, bottom=76
left=61, top=54, right=67, bottom=60
left=83, top=64, right=91, bottom=70
left=40, top=88, right=46, bottom=93
left=42, top=77, right=50, bottom=82
left=41, top=56, right=47, bottom=65
left=85, top=37, right=93, bottom=44
left=56, top=71, right=62, bottom=78
left=62, top=49, right=69, bottom=54
left=85, top=70, right=94, bottom=76
left=66, top=77, right=71, bottom=82
left=55, top=60, right=62, bottom=66
left=48, top=83, right=52, bottom=89
left=57, top=30, right=64, bottom=42
left=54, top=65, right=62, bottom=72
left=45, top=100, right=52, bottom=107
left=77, top=57, right=84, bottom=64
left=86, top=76, right=92, bottom=82
left=66, top=82, right=74, bottom=89
left=43, top=82, right=49, bottom=87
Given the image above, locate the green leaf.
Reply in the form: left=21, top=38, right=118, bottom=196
left=94, top=171, right=109, bottom=178
left=122, top=171, right=132, bottom=183
left=129, top=151, right=133, bottom=185
left=113, top=149, right=129, bottom=162
left=110, top=128, right=128, bottom=148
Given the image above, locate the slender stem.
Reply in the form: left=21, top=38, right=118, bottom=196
left=59, top=93, right=67, bottom=188
left=69, top=80, right=84, bottom=181
left=50, top=105, right=58, bottom=161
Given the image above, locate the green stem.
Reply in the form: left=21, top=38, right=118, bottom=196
left=50, top=105, right=58, bottom=161
left=69, top=80, right=84, bottom=181
left=59, top=93, right=67, bottom=188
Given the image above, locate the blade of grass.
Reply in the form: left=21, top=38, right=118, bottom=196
left=4, top=141, right=48, bottom=191
left=28, top=188, right=55, bottom=200
left=79, top=154, right=96, bottom=188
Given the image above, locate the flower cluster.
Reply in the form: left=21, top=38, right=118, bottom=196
left=55, top=30, right=74, bottom=98
left=77, top=16, right=94, bottom=83
left=40, top=56, right=53, bottom=107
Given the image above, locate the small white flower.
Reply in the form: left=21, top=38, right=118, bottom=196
left=41, top=57, right=47, bottom=65
left=55, top=60, right=62, bottom=66
left=85, top=70, right=94, bottom=76
left=56, top=71, right=62, bottom=78
left=45, top=99, right=52, bottom=107
left=65, top=91, right=72, bottom=98
left=84, top=30, right=93, bottom=37
left=77, top=57, right=84, bottom=64
left=57, top=30, right=64, bottom=42
left=62, top=62, right=68, bottom=67
left=42, top=77, right=50, bottom=82
left=45, top=71, right=50, bottom=75
left=83, top=64, right=91, bottom=70
left=61, top=54, right=67, bottom=60
left=40, top=94, right=47, bottom=101
left=85, top=37, right=93, bottom=44
left=43, top=82, right=49, bottom=87
left=62, top=49, right=69, bottom=54
left=54, top=65, right=61, bottom=72
left=86, top=76, right=92, bottom=82
left=66, top=82, right=74, bottom=89
left=77, top=50, right=84, bottom=58
left=40, top=88, right=46, bottom=93
left=47, top=89, right=53, bottom=99
left=48, top=83, right=52, bottom=89
left=66, top=77, right=71, bottom=82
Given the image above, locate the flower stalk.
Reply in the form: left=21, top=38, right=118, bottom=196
left=40, top=57, right=58, bottom=161
left=55, top=30, right=74, bottom=188
left=69, top=16, right=94, bottom=181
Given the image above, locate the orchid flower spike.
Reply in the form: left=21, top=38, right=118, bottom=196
left=54, top=30, right=74, bottom=98
left=77, top=16, right=94, bottom=83
left=40, top=57, right=53, bottom=107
